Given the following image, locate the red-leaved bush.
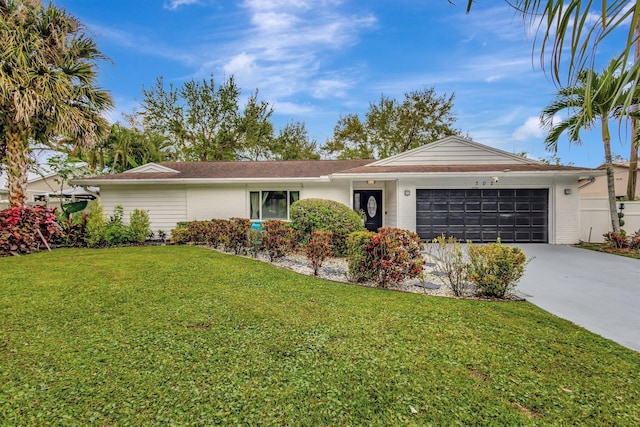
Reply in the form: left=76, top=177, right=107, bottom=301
left=346, top=227, right=424, bottom=288
left=304, top=230, right=333, bottom=275
left=262, top=220, right=298, bottom=262
left=0, top=205, right=61, bottom=256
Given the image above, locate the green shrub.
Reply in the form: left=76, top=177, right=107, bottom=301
left=103, top=205, right=130, bottom=246
left=346, top=230, right=376, bottom=282
left=85, top=200, right=106, bottom=247
left=262, top=220, right=298, bottom=262
left=290, top=198, right=364, bottom=256
left=170, top=227, right=190, bottom=244
left=466, top=241, right=530, bottom=298
left=129, top=209, right=151, bottom=244
left=56, top=212, right=88, bottom=248
left=304, top=230, right=333, bottom=275
left=426, top=235, right=469, bottom=297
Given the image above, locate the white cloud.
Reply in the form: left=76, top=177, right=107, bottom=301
left=513, top=116, right=546, bottom=141
left=223, top=52, right=258, bottom=78
left=164, top=0, right=200, bottom=11
left=310, top=77, right=352, bottom=99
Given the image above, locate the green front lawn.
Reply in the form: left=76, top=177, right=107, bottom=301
left=1, top=246, right=639, bottom=425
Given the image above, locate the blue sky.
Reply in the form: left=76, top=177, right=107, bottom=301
left=56, top=0, right=632, bottom=167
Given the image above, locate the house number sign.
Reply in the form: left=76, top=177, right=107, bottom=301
left=367, top=196, right=377, bottom=217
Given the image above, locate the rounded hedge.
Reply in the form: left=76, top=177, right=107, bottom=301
left=290, top=198, right=364, bottom=256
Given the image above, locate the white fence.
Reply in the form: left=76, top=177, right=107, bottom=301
left=580, top=198, right=640, bottom=242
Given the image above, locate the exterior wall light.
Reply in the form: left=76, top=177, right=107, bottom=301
left=564, top=188, right=572, bottom=195
left=367, top=180, right=375, bottom=185
left=404, top=190, right=411, bottom=196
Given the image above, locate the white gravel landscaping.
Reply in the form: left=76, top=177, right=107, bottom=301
left=249, top=250, right=455, bottom=297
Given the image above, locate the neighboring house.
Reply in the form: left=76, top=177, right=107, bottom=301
left=0, top=163, right=96, bottom=209
left=579, top=161, right=640, bottom=200
left=73, top=136, right=602, bottom=244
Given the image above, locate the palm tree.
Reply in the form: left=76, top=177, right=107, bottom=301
left=0, top=0, right=112, bottom=207
left=541, top=59, right=639, bottom=233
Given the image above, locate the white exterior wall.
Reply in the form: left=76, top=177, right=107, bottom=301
left=186, top=185, right=246, bottom=221
left=99, top=182, right=354, bottom=232
left=553, top=178, right=581, bottom=244
left=393, top=174, right=581, bottom=244
left=100, top=184, right=187, bottom=232
left=384, top=180, right=398, bottom=228
left=301, top=182, right=351, bottom=206
left=580, top=198, right=640, bottom=242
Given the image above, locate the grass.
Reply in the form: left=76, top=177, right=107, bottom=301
left=575, top=242, right=640, bottom=259
left=1, top=246, right=639, bottom=425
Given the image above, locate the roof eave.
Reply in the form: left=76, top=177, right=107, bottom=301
left=331, top=169, right=603, bottom=179
left=71, top=176, right=332, bottom=185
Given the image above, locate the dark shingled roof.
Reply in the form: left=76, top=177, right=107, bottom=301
left=81, top=159, right=375, bottom=181
left=77, top=160, right=599, bottom=184
left=337, top=164, right=596, bottom=174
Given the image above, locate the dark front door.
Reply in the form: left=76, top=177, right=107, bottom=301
left=354, top=190, right=382, bottom=232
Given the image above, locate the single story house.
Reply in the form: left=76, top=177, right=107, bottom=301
left=73, top=136, right=602, bottom=244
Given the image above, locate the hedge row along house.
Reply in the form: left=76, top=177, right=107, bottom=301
left=73, top=136, right=603, bottom=244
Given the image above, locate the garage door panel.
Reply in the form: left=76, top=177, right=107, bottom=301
left=481, top=230, right=499, bottom=241
left=499, top=215, right=515, bottom=226
left=482, top=202, right=498, bottom=212
left=498, top=230, right=515, bottom=241
left=465, top=201, right=481, bottom=212
left=465, top=216, right=481, bottom=226
left=449, top=202, right=465, bottom=212
left=416, top=188, right=548, bottom=243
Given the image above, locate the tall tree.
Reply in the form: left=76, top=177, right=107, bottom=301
left=628, top=20, right=640, bottom=200
left=82, top=124, right=173, bottom=173
left=140, top=75, right=241, bottom=162
left=323, top=88, right=458, bottom=159
left=272, top=121, right=320, bottom=160
left=235, top=91, right=275, bottom=161
left=541, top=59, right=639, bottom=233
left=0, top=0, right=112, bottom=207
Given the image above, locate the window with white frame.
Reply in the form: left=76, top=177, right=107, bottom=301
left=250, top=190, right=300, bottom=220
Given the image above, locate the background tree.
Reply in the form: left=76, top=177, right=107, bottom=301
left=0, top=0, right=112, bottom=207
left=541, top=60, right=639, bottom=233
left=272, top=121, right=320, bottom=160
left=323, top=88, right=458, bottom=159
left=139, top=75, right=241, bottom=162
left=83, top=124, right=173, bottom=173
left=235, top=91, right=275, bottom=161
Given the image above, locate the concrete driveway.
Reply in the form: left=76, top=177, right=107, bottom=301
left=515, top=244, right=640, bottom=352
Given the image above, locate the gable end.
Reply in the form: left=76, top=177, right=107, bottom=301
left=370, top=136, right=539, bottom=166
